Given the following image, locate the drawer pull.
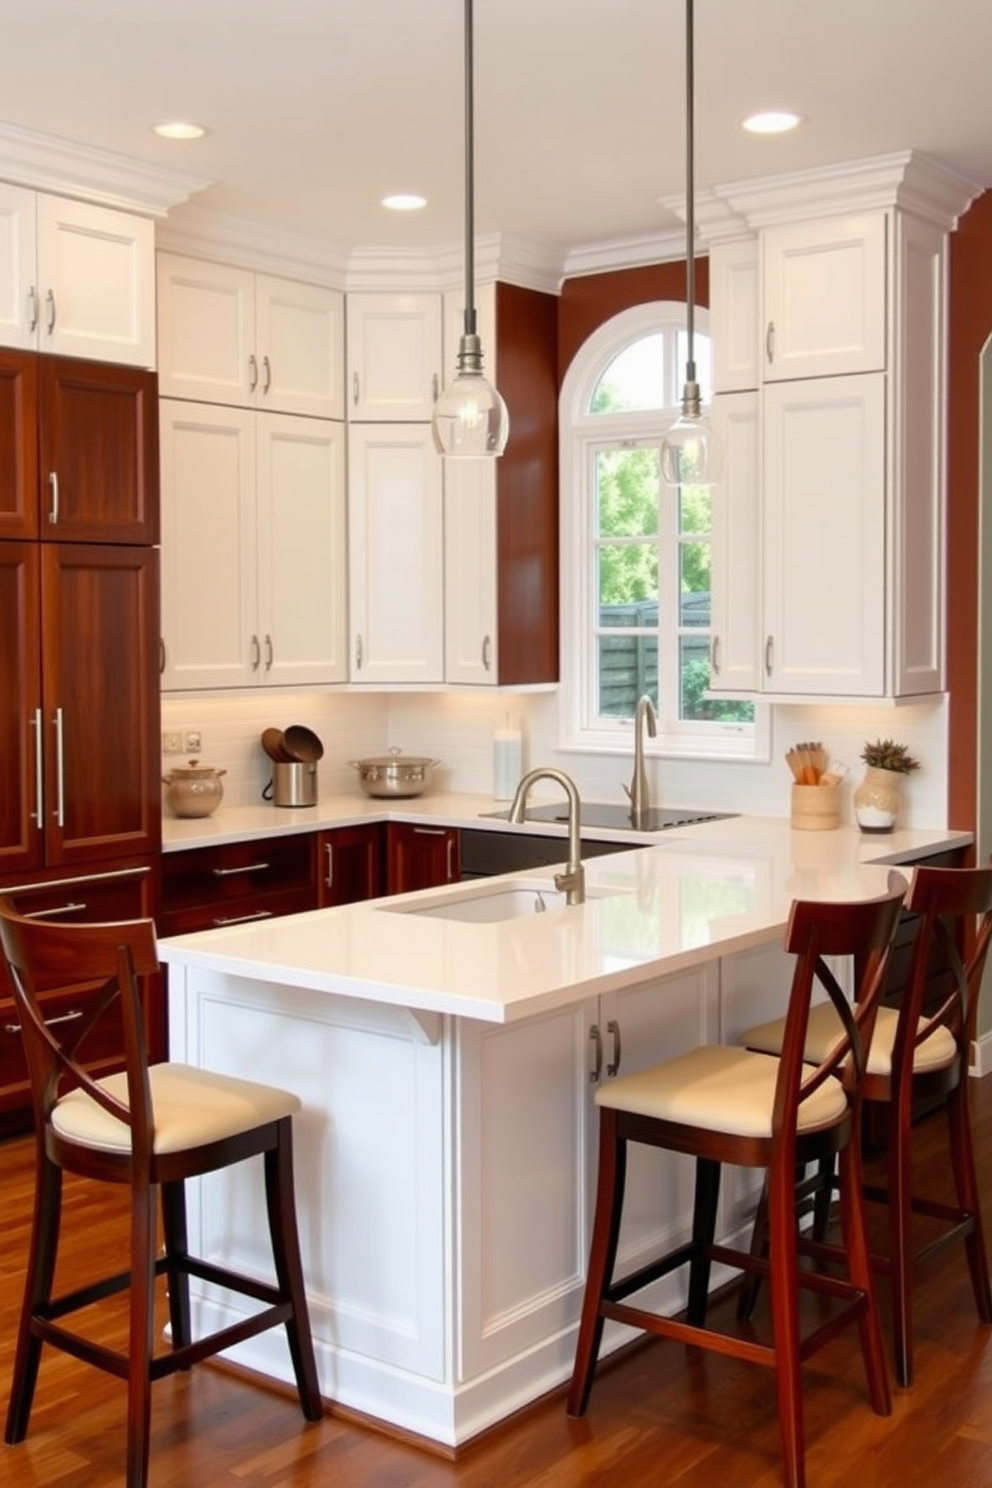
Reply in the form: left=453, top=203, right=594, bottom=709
left=5, top=1008, right=83, bottom=1035
left=24, top=901, right=87, bottom=920
left=3, top=864, right=150, bottom=895
left=210, top=863, right=271, bottom=877
left=212, top=910, right=273, bottom=926
left=413, top=827, right=446, bottom=836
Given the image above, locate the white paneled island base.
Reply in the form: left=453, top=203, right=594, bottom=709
left=160, top=818, right=969, bottom=1445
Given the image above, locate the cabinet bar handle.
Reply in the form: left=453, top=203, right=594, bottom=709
left=5, top=1008, right=84, bottom=1035
left=3, top=864, right=150, bottom=896
left=45, top=288, right=56, bottom=334
left=262, top=355, right=271, bottom=393
left=324, top=843, right=334, bottom=888
left=47, top=472, right=59, bottom=525
left=250, top=634, right=261, bottom=671
left=355, top=634, right=363, bottom=670
left=606, top=1018, right=622, bottom=1078
left=27, top=285, right=38, bottom=332
left=765, top=320, right=775, bottom=363
left=413, top=827, right=445, bottom=836
left=212, top=910, right=274, bottom=926
left=352, top=372, right=360, bottom=406
left=764, top=635, right=774, bottom=677
left=264, top=634, right=273, bottom=670
left=24, top=901, right=87, bottom=920
left=589, top=1024, right=603, bottom=1084
left=482, top=635, right=492, bottom=671
left=53, top=708, right=65, bottom=828
left=446, top=838, right=454, bottom=881
left=711, top=636, right=720, bottom=675
left=431, top=373, right=439, bottom=402
left=31, top=707, right=43, bottom=828
left=159, top=638, right=166, bottom=675
left=211, top=862, right=271, bottom=877
left=248, top=353, right=258, bottom=391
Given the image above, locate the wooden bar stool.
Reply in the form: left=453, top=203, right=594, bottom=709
left=566, top=877, right=906, bottom=1488
left=0, top=897, right=323, bottom=1488
left=740, top=862, right=992, bottom=1385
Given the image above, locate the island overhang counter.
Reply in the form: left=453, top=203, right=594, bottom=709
left=158, top=816, right=969, bottom=1447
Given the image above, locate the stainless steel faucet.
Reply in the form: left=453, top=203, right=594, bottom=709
left=508, top=767, right=585, bottom=906
left=623, top=694, right=657, bottom=830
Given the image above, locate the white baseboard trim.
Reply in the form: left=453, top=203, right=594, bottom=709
left=970, top=1030, right=992, bottom=1077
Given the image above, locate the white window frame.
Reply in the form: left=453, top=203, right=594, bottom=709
left=559, top=301, right=768, bottom=762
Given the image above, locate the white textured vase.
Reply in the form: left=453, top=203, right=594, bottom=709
left=853, top=765, right=903, bottom=834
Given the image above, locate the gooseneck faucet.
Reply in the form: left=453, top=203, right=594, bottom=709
left=508, top=767, right=585, bottom=906
left=623, top=694, right=657, bottom=830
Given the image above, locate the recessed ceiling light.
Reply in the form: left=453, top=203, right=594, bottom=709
left=382, top=194, right=427, bottom=212
left=153, top=121, right=207, bottom=141
left=742, top=110, right=802, bottom=136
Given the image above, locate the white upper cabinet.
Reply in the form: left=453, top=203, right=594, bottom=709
left=709, top=239, right=760, bottom=393
left=160, top=400, right=347, bottom=691
left=761, top=214, right=887, bottom=382
left=706, top=170, right=949, bottom=702
left=0, top=183, right=155, bottom=367
left=346, top=293, right=442, bottom=421
left=347, top=422, right=444, bottom=684
left=157, top=253, right=345, bottom=418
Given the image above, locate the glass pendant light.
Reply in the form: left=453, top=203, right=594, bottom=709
left=661, top=0, right=721, bottom=488
left=431, top=0, right=509, bottom=457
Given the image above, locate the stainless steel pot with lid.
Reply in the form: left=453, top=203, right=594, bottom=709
left=349, top=747, right=439, bottom=798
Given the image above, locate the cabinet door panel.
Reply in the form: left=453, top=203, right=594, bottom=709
left=256, top=413, right=347, bottom=685
left=0, top=542, right=42, bottom=875
left=346, top=294, right=441, bottom=420
left=0, top=350, right=39, bottom=539
left=385, top=823, right=459, bottom=893
left=39, top=358, right=159, bottom=544
left=444, top=458, right=498, bottom=684
left=709, top=392, right=759, bottom=694
left=39, top=544, right=160, bottom=867
left=348, top=425, right=443, bottom=683
left=255, top=276, right=344, bottom=419
left=156, top=254, right=255, bottom=404
left=36, top=196, right=155, bottom=368
left=160, top=401, right=258, bottom=690
left=317, top=825, right=383, bottom=907
left=0, top=183, right=36, bottom=351
left=762, top=214, right=887, bottom=382
left=762, top=374, right=886, bottom=696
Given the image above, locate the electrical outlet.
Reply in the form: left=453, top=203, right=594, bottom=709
left=162, top=730, right=183, bottom=755
left=184, top=729, right=202, bottom=754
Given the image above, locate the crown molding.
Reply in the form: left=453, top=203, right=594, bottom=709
left=345, top=233, right=562, bottom=295
left=685, top=150, right=982, bottom=235
left=155, top=200, right=350, bottom=285
left=0, top=119, right=210, bottom=217
left=561, top=229, right=687, bottom=280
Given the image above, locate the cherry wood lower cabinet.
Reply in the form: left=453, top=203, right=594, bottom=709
left=385, top=821, right=460, bottom=894
left=159, top=834, right=317, bottom=936
left=0, top=857, right=162, bottom=1138
left=316, top=823, right=383, bottom=907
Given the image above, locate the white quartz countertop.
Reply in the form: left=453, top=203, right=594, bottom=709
left=157, top=811, right=971, bottom=1026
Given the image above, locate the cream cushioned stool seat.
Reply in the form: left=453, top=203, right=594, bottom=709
left=0, top=897, right=323, bottom=1488
left=53, top=1064, right=301, bottom=1153
left=743, top=1002, right=957, bottom=1078
left=567, top=878, right=907, bottom=1488
left=596, top=1044, right=847, bottom=1136
left=738, top=861, right=992, bottom=1388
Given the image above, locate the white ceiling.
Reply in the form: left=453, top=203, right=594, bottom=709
left=3, top=0, right=991, bottom=262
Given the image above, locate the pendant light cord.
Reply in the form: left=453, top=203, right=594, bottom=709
left=463, top=0, right=477, bottom=341
left=684, top=0, right=696, bottom=385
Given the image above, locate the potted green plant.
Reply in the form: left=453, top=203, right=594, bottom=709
left=853, top=738, right=921, bottom=833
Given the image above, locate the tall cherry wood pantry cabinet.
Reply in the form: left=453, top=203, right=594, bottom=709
left=0, top=350, right=162, bottom=1136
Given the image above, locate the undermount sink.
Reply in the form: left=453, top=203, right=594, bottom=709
left=381, top=879, right=627, bottom=924
left=481, top=802, right=737, bottom=832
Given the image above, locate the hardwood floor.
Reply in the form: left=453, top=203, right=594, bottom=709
left=2, top=1078, right=991, bottom=1488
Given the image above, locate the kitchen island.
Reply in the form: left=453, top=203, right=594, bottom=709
left=159, top=815, right=970, bottom=1446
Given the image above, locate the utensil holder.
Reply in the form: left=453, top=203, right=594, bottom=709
left=265, top=761, right=319, bottom=808
left=790, top=782, right=840, bottom=831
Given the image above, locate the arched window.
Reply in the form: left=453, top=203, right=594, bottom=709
left=559, top=302, right=759, bottom=759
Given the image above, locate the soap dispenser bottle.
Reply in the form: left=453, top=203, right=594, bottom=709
left=493, top=715, right=523, bottom=800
